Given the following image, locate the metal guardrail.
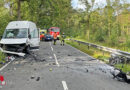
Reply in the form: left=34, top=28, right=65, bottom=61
left=69, top=39, right=130, bottom=59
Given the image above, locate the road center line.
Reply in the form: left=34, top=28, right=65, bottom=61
left=53, top=54, right=60, bottom=67
left=50, top=42, right=54, bottom=51
left=49, top=42, right=60, bottom=67
left=51, top=46, right=53, bottom=51
left=62, top=81, right=68, bottom=90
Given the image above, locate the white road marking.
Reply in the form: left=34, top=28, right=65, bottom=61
left=50, top=42, right=54, bottom=51
left=49, top=42, right=60, bottom=67
left=62, top=81, right=68, bottom=90
left=51, top=46, right=54, bottom=51
left=53, top=54, right=60, bottom=67
left=0, top=59, right=13, bottom=71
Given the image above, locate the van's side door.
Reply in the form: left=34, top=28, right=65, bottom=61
left=29, top=28, right=40, bottom=49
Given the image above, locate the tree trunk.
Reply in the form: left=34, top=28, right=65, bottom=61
left=17, top=0, right=21, bottom=20
left=87, top=14, right=90, bottom=40
left=9, top=4, right=13, bottom=16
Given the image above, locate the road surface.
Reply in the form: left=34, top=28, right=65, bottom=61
left=0, top=41, right=130, bottom=90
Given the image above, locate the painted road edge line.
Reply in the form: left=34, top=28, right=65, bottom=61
left=62, top=81, right=68, bottom=90
left=54, top=54, right=60, bottom=67
left=0, top=60, right=13, bottom=71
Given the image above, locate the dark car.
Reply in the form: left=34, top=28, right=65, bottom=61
left=44, top=34, right=53, bottom=41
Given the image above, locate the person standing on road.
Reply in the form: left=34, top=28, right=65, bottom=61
left=40, top=34, right=44, bottom=41
left=53, top=32, right=57, bottom=45
left=60, top=32, right=66, bottom=46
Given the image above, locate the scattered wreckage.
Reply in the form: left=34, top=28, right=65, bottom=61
left=109, top=53, right=130, bottom=65
left=111, top=68, right=130, bottom=84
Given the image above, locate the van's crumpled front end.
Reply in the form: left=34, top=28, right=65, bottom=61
left=0, top=43, right=26, bottom=52
left=0, top=38, right=28, bottom=53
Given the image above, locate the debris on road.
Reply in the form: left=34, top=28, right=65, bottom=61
left=85, top=68, right=89, bottom=72
left=29, top=52, right=46, bottom=62
left=57, top=51, right=60, bottom=53
left=36, top=77, right=40, bottom=81
left=111, top=68, right=130, bottom=84
left=52, top=63, right=56, bottom=65
left=34, top=68, right=37, bottom=71
left=30, top=76, right=35, bottom=79
left=68, top=54, right=72, bottom=56
left=49, top=68, right=52, bottom=71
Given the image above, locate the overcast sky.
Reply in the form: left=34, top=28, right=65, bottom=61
left=71, top=0, right=130, bottom=9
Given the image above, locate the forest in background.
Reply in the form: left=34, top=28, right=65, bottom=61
left=0, top=0, right=130, bottom=51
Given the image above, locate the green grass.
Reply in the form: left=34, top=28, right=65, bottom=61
left=115, top=64, right=130, bottom=74
left=66, top=40, right=110, bottom=63
left=0, top=51, right=6, bottom=68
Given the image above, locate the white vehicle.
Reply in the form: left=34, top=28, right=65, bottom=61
left=0, top=21, right=40, bottom=54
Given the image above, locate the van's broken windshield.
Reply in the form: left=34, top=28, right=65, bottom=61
left=3, top=28, right=28, bottom=38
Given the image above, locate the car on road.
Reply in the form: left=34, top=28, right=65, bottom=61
left=0, top=21, right=40, bottom=53
left=44, top=34, right=53, bottom=41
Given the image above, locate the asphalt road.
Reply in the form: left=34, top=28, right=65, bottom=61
left=0, top=41, right=130, bottom=90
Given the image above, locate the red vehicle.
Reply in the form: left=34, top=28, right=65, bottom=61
left=48, top=27, right=60, bottom=39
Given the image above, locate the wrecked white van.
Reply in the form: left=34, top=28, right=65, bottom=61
left=0, top=21, right=40, bottom=53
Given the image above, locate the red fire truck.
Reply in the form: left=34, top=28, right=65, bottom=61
left=48, top=27, right=60, bottom=40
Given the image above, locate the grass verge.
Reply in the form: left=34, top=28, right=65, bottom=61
left=0, top=51, right=6, bottom=68
left=115, top=64, right=130, bottom=73
left=66, top=40, right=110, bottom=63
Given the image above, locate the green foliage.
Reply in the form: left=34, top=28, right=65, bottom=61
left=0, top=7, right=10, bottom=36
left=115, top=64, right=130, bottom=73
left=0, top=51, right=5, bottom=63
left=0, top=0, right=130, bottom=51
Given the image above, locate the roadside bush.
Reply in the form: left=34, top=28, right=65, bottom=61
left=0, top=51, right=5, bottom=64
left=126, top=38, right=130, bottom=51
left=93, top=29, right=105, bottom=42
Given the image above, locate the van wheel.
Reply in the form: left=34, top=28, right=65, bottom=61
left=26, top=46, right=30, bottom=54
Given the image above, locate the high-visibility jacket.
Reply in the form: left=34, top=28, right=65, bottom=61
left=53, top=33, right=57, bottom=39
left=40, top=34, right=44, bottom=40
left=60, top=34, right=66, bottom=40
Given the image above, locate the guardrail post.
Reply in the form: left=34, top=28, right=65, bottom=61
left=102, top=51, right=104, bottom=56
left=125, top=57, right=127, bottom=72
left=78, top=42, right=80, bottom=46
left=88, top=45, right=89, bottom=50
